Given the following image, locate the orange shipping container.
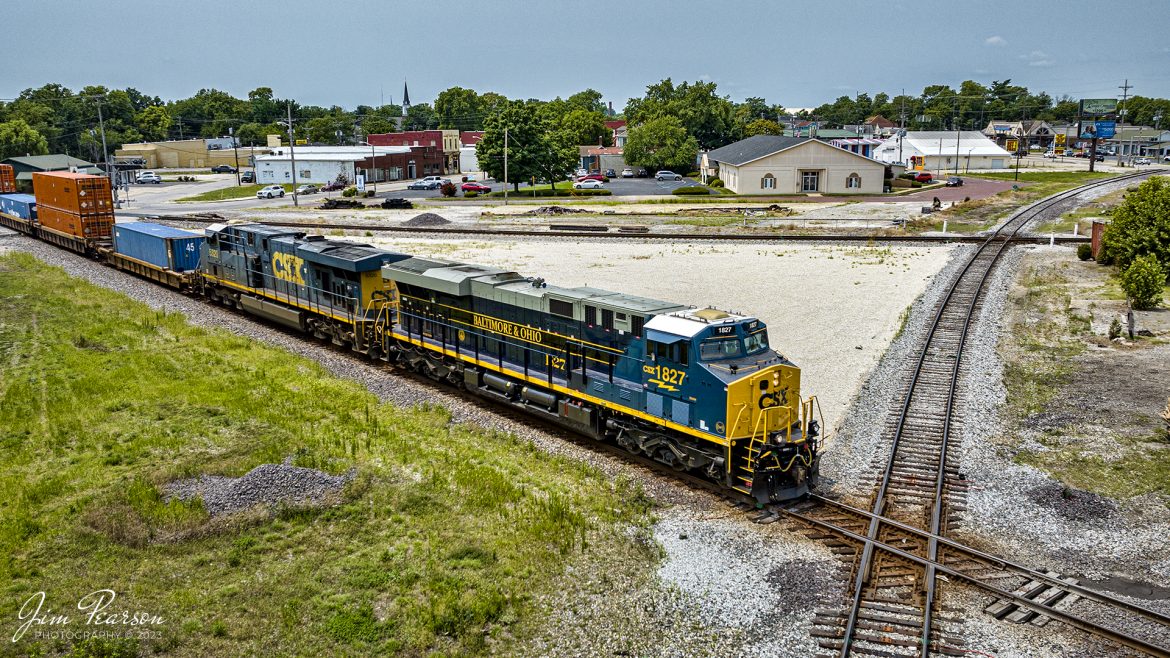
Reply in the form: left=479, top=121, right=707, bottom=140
left=0, top=164, right=15, bottom=194
left=36, top=204, right=113, bottom=240
left=32, top=171, right=114, bottom=216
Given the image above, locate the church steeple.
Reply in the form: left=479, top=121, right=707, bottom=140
left=401, top=80, right=410, bottom=117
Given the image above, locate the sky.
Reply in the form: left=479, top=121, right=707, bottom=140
left=6, top=0, right=1170, bottom=110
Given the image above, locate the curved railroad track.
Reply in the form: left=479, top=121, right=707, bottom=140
left=804, top=169, right=1161, bottom=657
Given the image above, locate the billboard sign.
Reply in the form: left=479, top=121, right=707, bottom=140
left=1005, top=138, right=1019, bottom=153
left=1094, top=120, right=1116, bottom=139
left=1079, top=122, right=1097, bottom=139
left=1054, top=133, right=1066, bottom=155
left=993, top=124, right=1013, bottom=134
left=1080, top=98, right=1117, bottom=116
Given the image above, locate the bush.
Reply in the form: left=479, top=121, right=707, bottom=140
left=671, top=186, right=711, bottom=196
left=1099, top=177, right=1170, bottom=271
left=439, top=181, right=457, bottom=197
left=708, top=177, right=723, bottom=187
left=1077, top=243, right=1093, bottom=261
left=341, top=186, right=357, bottom=198
left=1109, top=316, right=1122, bottom=340
left=464, top=191, right=478, bottom=198
left=1121, top=254, right=1166, bottom=309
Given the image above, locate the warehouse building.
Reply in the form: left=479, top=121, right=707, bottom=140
left=701, top=135, right=885, bottom=195
left=871, top=131, right=1012, bottom=171
left=114, top=138, right=262, bottom=169
left=254, top=145, right=429, bottom=185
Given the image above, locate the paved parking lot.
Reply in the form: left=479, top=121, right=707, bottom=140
left=390, top=176, right=697, bottom=199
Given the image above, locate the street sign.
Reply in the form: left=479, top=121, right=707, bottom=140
left=1080, top=98, right=1117, bottom=115
left=1054, top=133, right=1067, bottom=147
left=1006, top=138, right=1019, bottom=153
left=1094, top=120, right=1116, bottom=139
left=356, top=173, right=366, bottom=191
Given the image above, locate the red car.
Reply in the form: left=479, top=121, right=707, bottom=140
left=577, top=173, right=606, bottom=182
left=913, top=172, right=934, bottom=183
left=461, top=182, right=491, bottom=193
left=321, top=181, right=347, bottom=191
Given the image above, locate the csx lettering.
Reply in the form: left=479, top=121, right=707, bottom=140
left=473, top=314, right=543, bottom=343
left=271, top=253, right=305, bottom=285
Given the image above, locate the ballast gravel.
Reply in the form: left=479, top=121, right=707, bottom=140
left=164, top=462, right=354, bottom=516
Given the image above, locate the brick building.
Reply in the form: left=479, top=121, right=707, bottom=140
left=368, top=130, right=461, bottom=174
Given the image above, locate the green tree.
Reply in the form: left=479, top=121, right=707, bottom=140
left=556, top=109, right=609, bottom=146
left=624, top=116, right=699, bottom=173
left=434, top=86, right=484, bottom=131
left=402, top=103, right=438, bottom=130
left=0, top=119, right=49, bottom=160
left=477, top=100, right=576, bottom=191
left=625, top=79, right=737, bottom=149
left=1121, top=254, right=1166, bottom=309
left=743, top=118, right=782, bottom=136
left=566, top=89, right=606, bottom=115
left=136, top=105, right=172, bottom=141
left=1099, top=177, right=1170, bottom=275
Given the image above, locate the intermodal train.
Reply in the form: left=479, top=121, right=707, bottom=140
left=0, top=167, right=823, bottom=502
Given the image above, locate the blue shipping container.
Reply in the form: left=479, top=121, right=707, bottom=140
left=112, top=222, right=205, bottom=272
left=0, top=193, right=37, bottom=220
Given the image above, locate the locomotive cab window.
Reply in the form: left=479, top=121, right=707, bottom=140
left=601, top=308, right=614, bottom=330
left=744, top=330, right=769, bottom=355
left=700, top=337, right=743, bottom=361
left=585, top=304, right=597, bottom=326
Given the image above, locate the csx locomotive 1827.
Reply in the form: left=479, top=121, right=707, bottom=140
left=0, top=168, right=822, bottom=501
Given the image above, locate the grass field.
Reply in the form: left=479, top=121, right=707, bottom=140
left=0, top=253, right=655, bottom=656
left=176, top=183, right=295, bottom=202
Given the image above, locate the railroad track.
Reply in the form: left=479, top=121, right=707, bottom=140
left=144, top=213, right=1092, bottom=244
left=803, top=169, right=1160, bottom=657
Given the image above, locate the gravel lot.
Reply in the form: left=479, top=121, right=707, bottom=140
left=370, top=236, right=958, bottom=434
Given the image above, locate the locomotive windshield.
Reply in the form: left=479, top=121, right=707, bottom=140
left=744, top=330, right=769, bottom=354
left=700, top=337, right=743, bottom=360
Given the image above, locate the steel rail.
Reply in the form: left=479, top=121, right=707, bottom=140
left=789, top=505, right=1170, bottom=658
left=838, top=169, right=1154, bottom=657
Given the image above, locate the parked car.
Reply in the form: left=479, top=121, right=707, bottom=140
left=407, top=180, right=438, bottom=190
left=1095, top=154, right=1106, bottom=161
left=461, top=182, right=491, bottom=193
left=1043, top=151, right=1057, bottom=159
left=240, top=171, right=255, bottom=183
left=136, top=171, right=161, bottom=184
left=945, top=176, right=963, bottom=187
left=655, top=170, right=683, bottom=181
left=1164, top=154, right=1170, bottom=162
left=604, top=168, right=617, bottom=178
left=296, top=184, right=319, bottom=195
left=211, top=165, right=237, bottom=173
left=1134, top=157, right=1152, bottom=165
left=621, top=167, right=634, bottom=178
left=575, top=168, right=588, bottom=177
left=321, top=180, right=345, bottom=191
left=256, top=185, right=285, bottom=199
left=577, top=173, right=606, bottom=182
left=912, top=172, right=934, bottom=183
left=573, top=179, right=604, bottom=189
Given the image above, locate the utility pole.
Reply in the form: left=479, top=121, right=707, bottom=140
left=287, top=102, right=299, bottom=207
left=1117, top=79, right=1133, bottom=165
left=898, top=90, right=906, bottom=164
left=503, top=128, right=509, bottom=206
left=229, top=126, right=241, bottom=186
left=94, top=96, right=119, bottom=207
